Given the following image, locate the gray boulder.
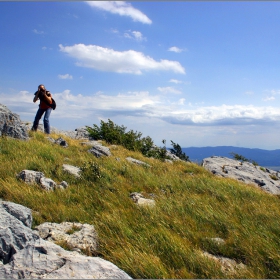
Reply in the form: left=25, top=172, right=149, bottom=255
left=54, top=137, right=68, bottom=147
left=201, top=251, right=246, bottom=275
left=18, top=170, right=58, bottom=191
left=202, top=156, right=280, bottom=195
left=88, top=144, right=111, bottom=158
left=1, top=201, right=32, bottom=228
left=62, top=164, right=82, bottom=178
left=0, top=103, right=29, bottom=140
left=130, top=192, right=155, bottom=207
left=0, top=201, right=131, bottom=279
left=17, top=170, right=45, bottom=185
left=39, top=177, right=57, bottom=191
left=126, top=157, right=151, bottom=167
left=35, top=222, right=98, bottom=255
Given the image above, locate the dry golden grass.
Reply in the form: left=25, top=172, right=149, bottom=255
left=0, top=131, right=280, bottom=278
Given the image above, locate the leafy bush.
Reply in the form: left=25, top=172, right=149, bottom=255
left=81, top=160, right=103, bottom=181
left=86, top=119, right=170, bottom=160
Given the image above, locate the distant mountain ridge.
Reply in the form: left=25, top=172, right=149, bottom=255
left=181, top=146, right=280, bottom=169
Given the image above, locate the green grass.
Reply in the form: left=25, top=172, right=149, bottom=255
left=0, top=131, right=280, bottom=278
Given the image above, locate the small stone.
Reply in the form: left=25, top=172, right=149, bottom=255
left=62, top=164, right=81, bottom=178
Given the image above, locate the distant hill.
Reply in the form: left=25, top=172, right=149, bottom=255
left=181, top=146, right=280, bottom=170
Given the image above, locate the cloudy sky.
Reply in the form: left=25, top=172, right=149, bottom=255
left=1, top=1, right=280, bottom=149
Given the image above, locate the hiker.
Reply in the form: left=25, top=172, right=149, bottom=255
left=31, top=84, right=53, bottom=134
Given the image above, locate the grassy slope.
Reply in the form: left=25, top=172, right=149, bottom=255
left=0, top=131, right=279, bottom=279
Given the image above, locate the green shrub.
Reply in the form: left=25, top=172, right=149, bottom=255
left=86, top=120, right=169, bottom=161
left=170, top=140, right=190, bottom=162
left=230, top=152, right=259, bottom=166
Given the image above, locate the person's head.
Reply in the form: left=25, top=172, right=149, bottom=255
left=38, top=84, right=45, bottom=91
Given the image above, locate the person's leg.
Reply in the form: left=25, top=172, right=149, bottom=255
left=31, top=108, right=45, bottom=131
left=43, top=108, right=52, bottom=134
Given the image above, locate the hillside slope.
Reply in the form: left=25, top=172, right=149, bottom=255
left=0, top=131, right=280, bottom=279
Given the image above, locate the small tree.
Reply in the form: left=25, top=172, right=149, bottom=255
left=170, top=140, right=190, bottom=162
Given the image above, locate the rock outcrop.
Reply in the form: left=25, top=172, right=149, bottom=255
left=88, top=143, right=112, bottom=158
left=126, top=157, right=151, bottom=167
left=35, top=222, right=98, bottom=255
left=202, top=156, right=280, bottom=195
left=18, top=170, right=68, bottom=191
left=0, top=201, right=131, bottom=279
left=62, top=164, right=82, bottom=178
left=130, top=192, right=155, bottom=207
left=0, top=104, right=29, bottom=140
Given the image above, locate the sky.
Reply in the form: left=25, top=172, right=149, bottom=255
left=1, top=1, right=280, bottom=149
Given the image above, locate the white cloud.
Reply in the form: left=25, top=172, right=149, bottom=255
left=263, top=96, right=275, bottom=102
left=178, top=98, right=185, bottom=105
left=4, top=90, right=280, bottom=128
left=124, top=30, right=146, bottom=41
left=262, top=89, right=280, bottom=102
left=157, top=87, right=182, bottom=94
left=169, top=79, right=182, bottom=84
left=168, top=46, right=185, bottom=53
left=132, top=31, right=146, bottom=41
left=86, top=1, right=152, bottom=24
left=110, top=28, right=119, bottom=34
left=3, top=90, right=280, bottom=150
left=3, top=90, right=280, bottom=149
left=33, top=29, right=44, bottom=35
left=269, top=89, right=280, bottom=95
left=59, top=44, right=185, bottom=75
left=58, top=74, right=73, bottom=80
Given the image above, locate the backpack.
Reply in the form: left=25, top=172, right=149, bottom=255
left=36, top=90, right=56, bottom=110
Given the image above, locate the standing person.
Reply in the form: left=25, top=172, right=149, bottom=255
left=31, top=84, right=53, bottom=134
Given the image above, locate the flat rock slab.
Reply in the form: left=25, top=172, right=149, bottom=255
left=126, top=157, right=151, bottom=167
left=0, top=201, right=131, bottom=279
left=63, top=164, right=82, bottom=178
left=130, top=192, right=155, bottom=207
left=88, top=144, right=111, bottom=158
left=35, top=222, right=98, bottom=254
left=201, top=251, right=246, bottom=275
left=17, top=170, right=63, bottom=191
left=202, top=156, right=280, bottom=195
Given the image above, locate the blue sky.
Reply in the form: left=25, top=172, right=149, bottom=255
left=1, top=1, right=280, bottom=149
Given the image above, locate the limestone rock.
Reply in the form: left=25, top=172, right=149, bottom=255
left=209, top=237, right=226, bottom=245
left=1, top=201, right=32, bottom=228
left=80, top=140, right=101, bottom=146
left=17, top=170, right=45, bottom=185
left=0, top=201, right=131, bottom=279
left=39, top=177, right=57, bottom=191
left=62, top=164, right=82, bottom=178
left=201, top=251, right=246, bottom=274
left=130, top=192, right=155, bottom=207
left=165, top=150, right=180, bottom=161
left=17, top=170, right=58, bottom=191
left=202, top=156, right=280, bottom=195
left=0, top=202, right=40, bottom=264
left=54, top=137, right=68, bottom=147
left=126, top=157, right=151, bottom=167
left=0, top=104, right=29, bottom=140
left=35, top=222, right=98, bottom=255
left=57, top=181, right=68, bottom=189
left=88, top=144, right=111, bottom=158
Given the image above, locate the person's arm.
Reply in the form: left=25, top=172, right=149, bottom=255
left=44, top=91, right=52, bottom=103
left=33, top=91, right=40, bottom=103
